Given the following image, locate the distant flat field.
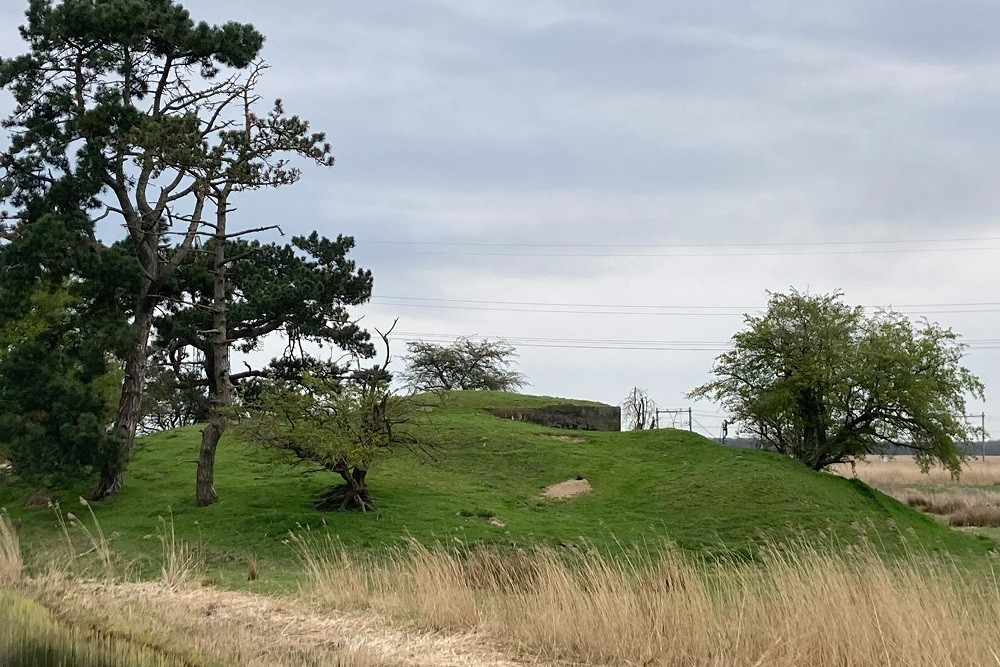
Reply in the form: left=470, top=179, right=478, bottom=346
left=833, top=456, right=1000, bottom=488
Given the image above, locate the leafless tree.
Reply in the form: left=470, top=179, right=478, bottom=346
left=622, top=386, right=657, bottom=430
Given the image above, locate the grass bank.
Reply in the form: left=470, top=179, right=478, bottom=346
left=0, top=392, right=994, bottom=591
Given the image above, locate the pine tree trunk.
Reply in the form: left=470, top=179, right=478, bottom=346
left=196, top=418, right=222, bottom=506
left=91, top=305, right=155, bottom=500
left=195, top=194, right=232, bottom=507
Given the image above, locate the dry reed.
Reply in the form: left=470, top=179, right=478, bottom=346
left=7, top=509, right=1000, bottom=665
left=0, top=509, right=22, bottom=586
left=949, top=505, right=1000, bottom=527
left=294, top=534, right=481, bottom=629
left=833, top=456, right=1000, bottom=488
left=75, top=497, right=114, bottom=583
left=157, top=514, right=200, bottom=590
left=835, top=457, right=1000, bottom=527
left=296, top=536, right=1000, bottom=666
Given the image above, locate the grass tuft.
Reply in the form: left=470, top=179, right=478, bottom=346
left=158, top=513, right=200, bottom=590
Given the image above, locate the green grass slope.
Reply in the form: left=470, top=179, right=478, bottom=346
left=1, top=391, right=993, bottom=588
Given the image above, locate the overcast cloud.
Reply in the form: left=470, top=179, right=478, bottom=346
left=2, top=1, right=998, bottom=438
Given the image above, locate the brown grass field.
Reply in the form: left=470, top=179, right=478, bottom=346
left=833, top=456, right=1000, bottom=528
left=833, top=455, right=1000, bottom=488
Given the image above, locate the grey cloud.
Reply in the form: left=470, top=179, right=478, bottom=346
left=2, top=0, right=999, bottom=415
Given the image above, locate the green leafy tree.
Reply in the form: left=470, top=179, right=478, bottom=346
left=0, top=287, right=70, bottom=354
left=0, top=268, right=124, bottom=485
left=400, top=338, right=527, bottom=392
left=0, top=325, right=123, bottom=486
left=0, top=180, right=132, bottom=486
left=233, top=329, right=400, bottom=512
left=689, top=290, right=985, bottom=474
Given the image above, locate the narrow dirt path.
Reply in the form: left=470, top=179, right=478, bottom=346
left=54, top=581, right=568, bottom=667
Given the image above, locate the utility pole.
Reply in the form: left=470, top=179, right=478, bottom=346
left=982, top=412, right=986, bottom=461
left=960, top=413, right=988, bottom=461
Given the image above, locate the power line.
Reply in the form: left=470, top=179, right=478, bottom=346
left=395, top=331, right=1000, bottom=352
left=359, top=235, right=1000, bottom=249
left=398, top=332, right=730, bottom=345
left=690, top=415, right=717, bottom=439
left=373, top=295, right=1000, bottom=312
left=375, top=295, right=751, bottom=310
left=380, top=302, right=747, bottom=317
left=355, top=245, right=1000, bottom=258
left=370, top=299, right=1000, bottom=318
left=397, top=332, right=728, bottom=351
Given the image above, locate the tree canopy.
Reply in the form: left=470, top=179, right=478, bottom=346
left=400, top=338, right=527, bottom=393
left=0, top=0, right=267, bottom=498
left=0, top=176, right=133, bottom=486
left=689, top=290, right=985, bottom=474
left=0, top=275, right=124, bottom=486
left=232, top=330, right=400, bottom=512
left=155, top=234, right=373, bottom=365
left=0, top=0, right=356, bottom=501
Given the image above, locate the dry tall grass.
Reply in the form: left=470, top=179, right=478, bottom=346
left=157, top=514, right=201, bottom=590
left=296, top=537, right=1000, bottom=667
left=46, top=498, right=118, bottom=582
left=0, top=518, right=497, bottom=666
left=7, top=499, right=1000, bottom=665
left=835, top=456, right=1000, bottom=527
left=0, top=509, right=22, bottom=586
left=295, top=534, right=482, bottom=629
left=76, top=497, right=115, bottom=582
left=834, top=455, right=1000, bottom=488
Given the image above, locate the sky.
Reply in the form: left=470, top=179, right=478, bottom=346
left=1, top=1, right=999, bottom=439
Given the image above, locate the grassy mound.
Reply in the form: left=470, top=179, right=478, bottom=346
left=0, top=391, right=993, bottom=588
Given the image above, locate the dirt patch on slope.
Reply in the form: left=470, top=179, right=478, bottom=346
left=541, top=478, right=592, bottom=499
left=536, top=433, right=587, bottom=443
